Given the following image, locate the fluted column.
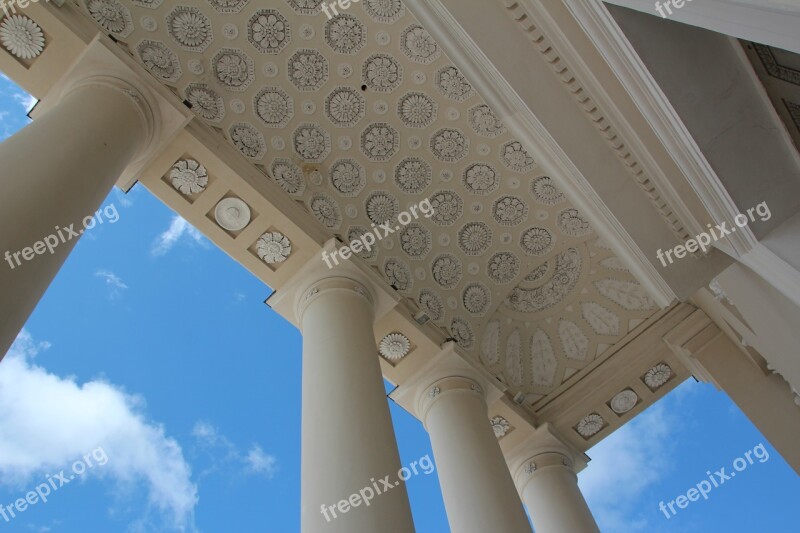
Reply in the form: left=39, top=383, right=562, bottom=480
left=297, top=276, right=414, bottom=533
left=417, top=375, right=532, bottom=533
left=0, top=76, right=153, bottom=358
left=510, top=425, right=599, bottom=533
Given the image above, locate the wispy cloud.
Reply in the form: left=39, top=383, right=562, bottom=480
left=113, top=188, right=134, bottom=208
left=11, top=91, right=37, bottom=113
left=0, top=330, right=198, bottom=531
left=26, top=523, right=56, bottom=533
left=245, top=445, right=278, bottom=477
left=151, top=216, right=206, bottom=257
left=94, top=269, right=128, bottom=299
left=579, top=387, right=691, bottom=533
left=191, top=421, right=277, bottom=480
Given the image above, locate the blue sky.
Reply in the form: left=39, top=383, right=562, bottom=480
left=1, top=74, right=797, bottom=533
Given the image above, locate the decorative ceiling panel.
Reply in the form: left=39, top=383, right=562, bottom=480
left=82, top=0, right=661, bottom=401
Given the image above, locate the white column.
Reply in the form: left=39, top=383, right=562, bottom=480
left=510, top=425, right=599, bottom=533
left=0, top=76, right=152, bottom=358
left=665, top=308, right=800, bottom=473
left=297, top=276, right=415, bottom=533
left=417, top=375, right=532, bottom=533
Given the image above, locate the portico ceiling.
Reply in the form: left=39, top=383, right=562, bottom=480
left=73, top=0, right=661, bottom=402
left=51, top=0, right=656, bottom=404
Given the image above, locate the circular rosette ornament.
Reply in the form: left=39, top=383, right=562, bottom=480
left=379, top=333, right=411, bottom=362
left=0, top=15, right=45, bottom=59
left=169, top=159, right=208, bottom=195
left=576, top=413, right=604, bottom=438
left=256, top=231, right=292, bottom=264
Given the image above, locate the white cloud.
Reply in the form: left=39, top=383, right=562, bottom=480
left=151, top=217, right=206, bottom=257
left=94, top=269, right=128, bottom=299
left=191, top=422, right=221, bottom=446
left=578, top=387, right=691, bottom=533
left=0, top=331, right=198, bottom=531
left=245, top=445, right=277, bottom=478
left=11, top=91, right=37, bottom=113
left=26, top=525, right=53, bottom=533
left=191, top=422, right=277, bottom=480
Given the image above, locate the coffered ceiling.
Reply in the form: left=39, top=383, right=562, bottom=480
left=71, top=0, right=661, bottom=402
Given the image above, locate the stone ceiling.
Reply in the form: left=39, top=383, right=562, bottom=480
left=78, top=0, right=660, bottom=399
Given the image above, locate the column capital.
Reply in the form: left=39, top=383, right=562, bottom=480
left=295, top=275, right=374, bottom=325
left=61, top=75, right=157, bottom=161
left=417, top=375, right=486, bottom=424
left=390, top=341, right=507, bottom=424
left=507, top=423, right=588, bottom=494
left=269, top=238, right=400, bottom=327
left=36, top=37, right=191, bottom=191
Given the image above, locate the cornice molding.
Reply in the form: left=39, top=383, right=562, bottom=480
left=562, top=2, right=773, bottom=258
left=505, top=0, right=699, bottom=248
left=403, top=0, right=676, bottom=307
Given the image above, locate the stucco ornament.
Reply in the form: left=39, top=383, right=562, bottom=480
left=644, top=363, right=672, bottom=390
left=610, top=390, right=639, bottom=414
left=0, top=15, right=45, bottom=59
left=379, top=333, right=411, bottom=361
left=87, top=0, right=133, bottom=37
left=169, top=159, right=208, bottom=195
left=490, top=416, right=510, bottom=438
left=256, top=232, right=292, bottom=264
left=576, top=413, right=604, bottom=438
left=214, top=198, right=251, bottom=231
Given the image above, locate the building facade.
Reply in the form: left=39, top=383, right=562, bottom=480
left=0, top=0, right=799, bottom=531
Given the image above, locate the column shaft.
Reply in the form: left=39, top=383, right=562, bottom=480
left=518, top=453, right=599, bottom=533
left=300, top=278, right=414, bottom=532
left=421, top=378, right=531, bottom=533
left=0, top=80, right=147, bottom=357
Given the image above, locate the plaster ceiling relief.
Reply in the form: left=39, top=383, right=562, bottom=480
left=0, top=13, right=46, bottom=61
left=84, top=0, right=662, bottom=406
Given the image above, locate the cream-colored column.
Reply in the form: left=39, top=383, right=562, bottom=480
left=297, top=277, right=415, bottom=533
left=666, top=308, right=800, bottom=473
left=0, top=76, right=151, bottom=358
left=417, top=376, right=532, bottom=533
left=509, top=425, right=599, bottom=533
